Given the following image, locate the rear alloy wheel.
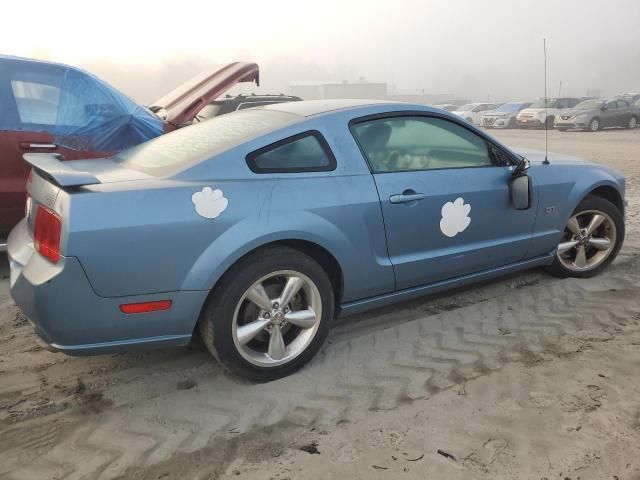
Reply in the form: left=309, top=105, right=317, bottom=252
left=628, top=116, right=637, bottom=129
left=547, top=195, right=624, bottom=278
left=589, top=117, right=600, bottom=132
left=199, top=246, right=334, bottom=381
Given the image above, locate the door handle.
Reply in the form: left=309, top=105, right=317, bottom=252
left=20, top=142, right=58, bottom=150
left=389, top=191, right=425, bottom=204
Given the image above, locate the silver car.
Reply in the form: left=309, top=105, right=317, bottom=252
left=556, top=98, right=639, bottom=132
left=482, top=102, right=532, bottom=129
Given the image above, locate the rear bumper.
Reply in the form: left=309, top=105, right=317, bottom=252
left=7, top=220, right=207, bottom=355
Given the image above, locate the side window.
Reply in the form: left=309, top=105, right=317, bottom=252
left=617, top=100, right=629, bottom=108
left=557, top=99, right=569, bottom=109
left=246, top=131, right=336, bottom=173
left=606, top=100, right=617, bottom=109
left=351, top=116, right=494, bottom=173
left=10, top=70, right=62, bottom=126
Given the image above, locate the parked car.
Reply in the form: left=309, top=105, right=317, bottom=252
left=481, top=101, right=532, bottom=129
left=432, top=103, right=459, bottom=112
left=556, top=98, right=639, bottom=132
left=0, top=55, right=260, bottom=245
left=615, top=92, right=640, bottom=104
left=196, top=93, right=302, bottom=120
left=516, top=97, right=581, bottom=128
left=8, top=99, right=625, bottom=380
left=453, top=103, right=499, bottom=125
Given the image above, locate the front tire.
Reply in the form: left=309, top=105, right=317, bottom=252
left=627, top=116, right=637, bottom=129
left=547, top=195, right=624, bottom=278
left=588, top=117, right=601, bottom=132
left=199, top=246, right=334, bottom=381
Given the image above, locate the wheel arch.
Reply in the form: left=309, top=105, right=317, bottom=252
left=190, top=238, right=344, bottom=336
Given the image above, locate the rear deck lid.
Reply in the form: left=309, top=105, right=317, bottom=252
left=150, top=62, right=259, bottom=126
left=23, top=153, right=152, bottom=188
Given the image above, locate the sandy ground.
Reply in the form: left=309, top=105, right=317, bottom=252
left=0, top=128, right=639, bottom=480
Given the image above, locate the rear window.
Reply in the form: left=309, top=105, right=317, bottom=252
left=114, top=109, right=299, bottom=175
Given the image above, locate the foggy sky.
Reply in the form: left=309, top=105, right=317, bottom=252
left=3, top=0, right=639, bottom=103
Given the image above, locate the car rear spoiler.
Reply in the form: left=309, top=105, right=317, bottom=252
left=23, top=153, right=101, bottom=188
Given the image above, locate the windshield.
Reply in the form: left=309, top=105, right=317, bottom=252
left=529, top=98, right=559, bottom=108
left=114, top=109, right=299, bottom=176
left=494, top=102, right=523, bottom=113
left=457, top=104, right=476, bottom=111
left=574, top=99, right=603, bottom=110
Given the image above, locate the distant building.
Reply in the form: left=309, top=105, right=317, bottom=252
left=289, top=80, right=387, bottom=100
left=289, top=80, right=460, bottom=105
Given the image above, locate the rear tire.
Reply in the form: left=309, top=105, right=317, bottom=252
left=627, top=116, right=637, bottom=129
left=546, top=195, right=624, bottom=278
left=199, top=246, right=334, bottom=381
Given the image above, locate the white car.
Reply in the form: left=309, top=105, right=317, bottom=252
left=453, top=103, right=499, bottom=126
left=516, top=97, right=582, bottom=128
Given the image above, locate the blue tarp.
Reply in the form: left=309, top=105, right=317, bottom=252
left=0, top=55, right=163, bottom=152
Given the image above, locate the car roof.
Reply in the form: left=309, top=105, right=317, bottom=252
left=262, top=99, right=403, bottom=117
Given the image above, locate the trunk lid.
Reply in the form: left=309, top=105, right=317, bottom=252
left=23, top=153, right=153, bottom=188
left=150, top=62, right=259, bottom=126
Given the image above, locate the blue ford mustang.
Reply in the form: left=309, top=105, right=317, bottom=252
left=7, top=100, right=626, bottom=380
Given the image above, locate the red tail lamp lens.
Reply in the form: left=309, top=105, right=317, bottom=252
left=34, top=205, right=61, bottom=263
left=120, top=300, right=172, bottom=314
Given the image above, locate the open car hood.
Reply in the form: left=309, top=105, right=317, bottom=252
left=150, top=62, right=259, bottom=126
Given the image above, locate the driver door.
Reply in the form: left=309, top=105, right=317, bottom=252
left=351, top=115, right=538, bottom=290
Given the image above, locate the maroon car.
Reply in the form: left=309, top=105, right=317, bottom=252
left=0, top=55, right=259, bottom=246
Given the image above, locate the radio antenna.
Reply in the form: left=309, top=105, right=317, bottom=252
left=543, top=38, right=550, bottom=165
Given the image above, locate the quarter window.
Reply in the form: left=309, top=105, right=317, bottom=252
left=351, top=116, right=494, bottom=173
left=246, top=131, right=336, bottom=173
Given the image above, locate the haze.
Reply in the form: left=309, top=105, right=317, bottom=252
left=2, top=0, right=639, bottom=104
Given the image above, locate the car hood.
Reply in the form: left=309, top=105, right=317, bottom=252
left=513, top=148, right=593, bottom=166
left=518, top=108, right=549, bottom=115
left=558, top=108, right=596, bottom=117
left=150, top=62, right=259, bottom=126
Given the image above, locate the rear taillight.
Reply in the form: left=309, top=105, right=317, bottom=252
left=34, top=205, right=62, bottom=263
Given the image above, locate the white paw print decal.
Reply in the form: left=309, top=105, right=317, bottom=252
left=440, top=197, right=471, bottom=238
left=192, top=187, right=228, bottom=219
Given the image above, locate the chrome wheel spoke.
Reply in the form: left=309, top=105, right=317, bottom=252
left=574, top=245, right=587, bottom=268
left=237, top=319, right=270, bottom=345
left=285, top=309, right=317, bottom=329
left=558, top=240, right=578, bottom=254
left=279, top=275, right=304, bottom=308
left=267, top=325, right=286, bottom=360
left=246, top=282, right=273, bottom=311
left=590, top=237, right=611, bottom=251
left=567, top=216, right=581, bottom=235
left=586, top=214, right=605, bottom=235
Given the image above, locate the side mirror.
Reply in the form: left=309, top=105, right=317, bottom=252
left=600, top=104, right=607, bottom=111
left=511, top=174, right=531, bottom=210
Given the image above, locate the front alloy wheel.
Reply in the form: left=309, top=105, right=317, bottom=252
left=547, top=195, right=624, bottom=278
left=556, top=211, right=616, bottom=272
left=589, top=118, right=600, bottom=132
